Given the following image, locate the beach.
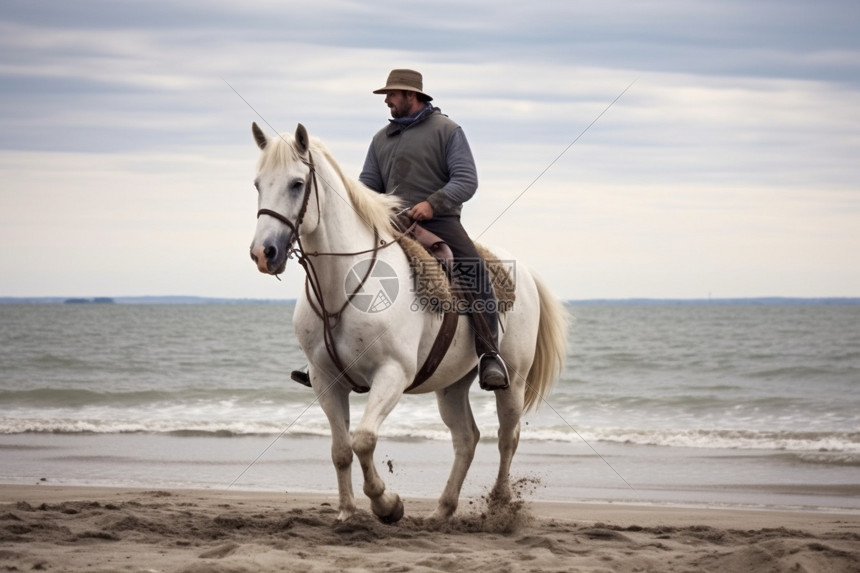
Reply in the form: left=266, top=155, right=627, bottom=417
left=2, top=302, right=859, bottom=570
left=2, top=484, right=858, bottom=573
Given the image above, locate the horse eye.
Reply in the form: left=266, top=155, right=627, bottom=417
left=290, top=180, right=305, bottom=193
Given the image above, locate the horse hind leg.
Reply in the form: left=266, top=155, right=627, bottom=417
left=490, top=359, right=527, bottom=508
left=429, top=367, right=480, bottom=521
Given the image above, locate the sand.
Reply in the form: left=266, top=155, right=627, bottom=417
left=1, top=485, right=858, bottom=573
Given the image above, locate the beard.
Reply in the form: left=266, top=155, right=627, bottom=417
left=389, top=100, right=411, bottom=118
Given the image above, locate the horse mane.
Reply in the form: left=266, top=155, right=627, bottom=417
left=316, top=143, right=402, bottom=235
left=257, top=132, right=401, bottom=235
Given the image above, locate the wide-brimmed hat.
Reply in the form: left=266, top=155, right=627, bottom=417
left=372, top=69, right=433, bottom=101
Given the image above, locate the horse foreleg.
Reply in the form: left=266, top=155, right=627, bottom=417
left=351, top=365, right=406, bottom=524
left=429, top=368, right=479, bottom=521
left=315, top=380, right=356, bottom=521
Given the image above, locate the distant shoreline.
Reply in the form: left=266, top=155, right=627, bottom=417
left=1, top=296, right=858, bottom=305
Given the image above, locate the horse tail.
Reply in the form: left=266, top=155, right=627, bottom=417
left=523, top=273, right=569, bottom=413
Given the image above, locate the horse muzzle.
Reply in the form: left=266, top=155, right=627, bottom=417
left=249, top=237, right=290, bottom=275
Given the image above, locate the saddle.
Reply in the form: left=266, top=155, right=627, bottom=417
left=394, top=215, right=516, bottom=311
left=395, top=214, right=453, bottom=270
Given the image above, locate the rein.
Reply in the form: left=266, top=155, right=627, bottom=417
left=256, top=150, right=418, bottom=394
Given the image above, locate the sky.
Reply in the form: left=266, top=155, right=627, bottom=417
left=1, top=0, right=858, bottom=300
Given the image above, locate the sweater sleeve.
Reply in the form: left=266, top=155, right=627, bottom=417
left=358, top=141, right=384, bottom=193
left=425, top=127, right=478, bottom=215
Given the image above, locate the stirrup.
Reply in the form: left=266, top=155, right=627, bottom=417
left=290, top=368, right=312, bottom=388
left=478, top=353, right=509, bottom=391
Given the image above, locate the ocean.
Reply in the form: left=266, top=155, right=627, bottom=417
left=1, top=302, right=858, bottom=512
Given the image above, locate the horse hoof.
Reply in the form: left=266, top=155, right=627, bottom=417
left=378, top=496, right=404, bottom=524
left=488, top=486, right=512, bottom=510
left=336, top=510, right=355, bottom=522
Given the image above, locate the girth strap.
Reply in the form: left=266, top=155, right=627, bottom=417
left=406, top=311, right=460, bottom=392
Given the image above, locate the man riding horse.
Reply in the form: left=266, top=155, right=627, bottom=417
left=295, top=68, right=509, bottom=391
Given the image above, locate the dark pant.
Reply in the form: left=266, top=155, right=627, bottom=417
left=419, top=216, right=500, bottom=358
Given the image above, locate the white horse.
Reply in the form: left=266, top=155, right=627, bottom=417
left=249, top=122, right=568, bottom=523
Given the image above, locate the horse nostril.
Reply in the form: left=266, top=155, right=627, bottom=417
left=264, top=245, right=277, bottom=261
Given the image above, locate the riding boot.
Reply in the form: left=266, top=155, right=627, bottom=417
left=479, top=351, right=509, bottom=391
left=467, top=288, right=509, bottom=391
left=291, top=366, right=312, bottom=387
left=473, top=317, right=509, bottom=390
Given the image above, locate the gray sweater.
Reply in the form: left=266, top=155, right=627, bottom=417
left=359, top=105, right=478, bottom=217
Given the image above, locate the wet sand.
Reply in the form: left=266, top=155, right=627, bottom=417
left=1, top=485, right=858, bottom=572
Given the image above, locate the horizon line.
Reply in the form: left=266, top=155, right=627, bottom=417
left=2, top=295, right=859, bottom=305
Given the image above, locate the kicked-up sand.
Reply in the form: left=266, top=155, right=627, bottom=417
left=1, top=484, right=858, bottom=572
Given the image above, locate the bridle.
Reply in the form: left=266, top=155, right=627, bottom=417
left=255, top=149, right=414, bottom=393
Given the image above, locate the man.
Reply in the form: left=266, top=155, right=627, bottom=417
left=359, top=68, right=509, bottom=391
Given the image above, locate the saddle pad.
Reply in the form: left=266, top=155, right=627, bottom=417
left=399, top=235, right=516, bottom=313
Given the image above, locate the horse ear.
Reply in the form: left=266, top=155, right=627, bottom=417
left=252, top=122, right=267, bottom=150
left=295, top=123, right=309, bottom=154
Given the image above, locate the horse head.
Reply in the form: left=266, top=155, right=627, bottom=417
left=249, top=122, right=315, bottom=275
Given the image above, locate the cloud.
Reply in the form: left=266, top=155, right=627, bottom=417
left=1, top=0, right=859, bottom=298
